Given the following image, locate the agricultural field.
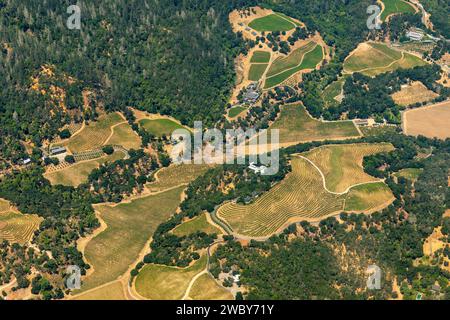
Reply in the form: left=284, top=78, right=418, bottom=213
left=228, top=106, right=247, bottom=118
left=380, top=0, right=416, bottom=21
left=302, top=143, right=395, bottom=193
left=216, top=143, right=394, bottom=238
left=44, top=151, right=125, bottom=187
left=134, top=255, right=207, bottom=300
left=80, top=186, right=185, bottom=291
left=66, top=112, right=124, bottom=153
left=172, top=213, right=221, bottom=237
left=146, top=164, right=212, bottom=193
left=106, top=123, right=142, bottom=150
left=323, top=76, right=347, bottom=105
left=248, top=63, right=268, bottom=81
left=71, top=281, right=125, bottom=300
left=248, top=13, right=296, bottom=32
left=391, top=82, right=438, bottom=107
left=188, top=273, right=234, bottom=300
left=403, top=100, right=450, bottom=139
left=266, top=41, right=317, bottom=77
left=250, top=51, right=271, bottom=63
left=269, top=104, right=360, bottom=145
left=0, top=200, right=43, bottom=245
left=394, top=168, right=423, bottom=182
left=343, top=42, right=426, bottom=77
left=264, top=44, right=323, bottom=88
left=139, top=118, right=186, bottom=137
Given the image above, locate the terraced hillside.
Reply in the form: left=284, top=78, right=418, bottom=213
left=216, top=143, right=394, bottom=238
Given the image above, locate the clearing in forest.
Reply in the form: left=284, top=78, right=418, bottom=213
left=403, top=100, right=450, bottom=139
left=380, top=0, right=416, bottom=21
left=44, top=151, right=126, bottom=187
left=268, top=104, right=360, bottom=145
left=343, top=42, right=427, bottom=77
left=188, top=273, right=234, bottom=300
left=106, top=122, right=142, bottom=150
left=394, top=168, right=423, bottom=182
left=172, top=213, right=221, bottom=237
left=228, top=106, right=247, bottom=118
left=0, top=199, right=43, bottom=245
left=216, top=143, right=394, bottom=238
left=79, top=186, right=185, bottom=292
left=248, top=13, right=296, bottom=32
left=323, top=76, right=348, bottom=105
left=139, top=118, right=187, bottom=137
left=391, top=81, right=438, bottom=107
left=302, top=143, right=395, bottom=193
left=134, top=255, right=207, bottom=300
left=66, top=112, right=125, bottom=153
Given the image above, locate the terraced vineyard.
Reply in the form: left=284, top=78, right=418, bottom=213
left=0, top=210, right=43, bottom=245
left=217, top=143, right=395, bottom=238
left=66, top=112, right=124, bottom=153
left=302, top=143, right=394, bottom=193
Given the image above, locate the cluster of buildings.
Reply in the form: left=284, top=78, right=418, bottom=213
left=248, top=162, right=268, bottom=175
left=405, top=28, right=440, bottom=42
left=242, top=82, right=261, bottom=105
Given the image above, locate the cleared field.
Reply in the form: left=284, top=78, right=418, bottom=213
left=228, top=106, right=247, bottom=118
left=44, top=151, right=125, bottom=187
left=323, top=77, right=347, bottom=105
left=146, top=164, right=212, bottom=193
left=71, top=281, right=125, bottom=300
left=394, top=168, right=423, bottom=182
left=302, top=143, right=394, bottom=193
left=392, top=82, right=438, bottom=106
left=80, top=186, right=185, bottom=291
left=264, top=45, right=323, bottom=88
left=266, top=41, right=317, bottom=77
left=0, top=198, right=10, bottom=212
left=248, top=14, right=295, bottom=32
left=381, top=0, right=416, bottom=21
left=403, top=100, right=450, bottom=139
left=172, top=213, right=221, bottom=237
left=189, top=273, right=233, bottom=300
left=0, top=210, right=42, bottom=245
left=269, top=104, right=360, bottom=145
left=248, top=63, right=268, bottom=81
left=217, top=143, right=393, bottom=238
left=135, top=255, right=207, bottom=300
left=67, top=112, right=124, bottom=153
left=344, top=42, right=426, bottom=77
left=345, top=182, right=394, bottom=212
left=139, top=118, right=186, bottom=137
left=107, top=123, right=142, bottom=150
left=250, top=51, right=271, bottom=63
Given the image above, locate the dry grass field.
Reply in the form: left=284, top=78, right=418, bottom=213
left=302, top=143, right=394, bottom=193
left=188, top=273, right=234, bottom=300
left=66, top=112, right=124, bottom=153
left=217, top=143, right=394, bottom=238
left=106, top=123, right=142, bottom=150
left=172, top=213, right=221, bottom=237
left=44, top=151, right=126, bottom=187
left=80, top=186, right=185, bottom=291
left=135, top=255, right=207, bottom=300
left=71, top=281, right=125, bottom=300
left=146, top=164, right=212, bottom=193
left=403, top=100, right=450, bottom=139
left=391, top=82, right=438, bottom=106
left=0, top=199, right=43, bottom=245
left=269, top=104, right=360, bottom=145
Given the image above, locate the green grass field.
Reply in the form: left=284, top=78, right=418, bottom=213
left=107, top=123, right=142, bottom=150
left=250, top=51, right=271, bottom=63
left=394, top=168, right=423, bottom=182
left=228, top=106, right=247, bottom=118
left=217, top=143, right=394, bottom=237
left=381, top=0, right=416, bottom=21
left=172, top=213, right=221, bottom=237
left=344, top=42, right=426, bottom=77
left=67, top=112, right=124, bottom=153
left=0, top=211, right=43, bottom=245
left=45, top=151, right=125, bottom=187
left=266, top=41, right=317, bottom=77
left=248, top=63, right=268, bottom=81
left=189, top=273, right=233, bottom=300
left=135, top=255, right=207, bottom=300
left=302, top=143, right=394, bottom=193
left=139, top=118, right=186, bottom=137
left=323, top=77, right=347, bottom=105
left=248, top=14, right=295, bottom=32
left=79, top=186, right=185, bottom=291
left=269, top=104, right=360, bottom=145
left=264, top=45, right=323, bottom=88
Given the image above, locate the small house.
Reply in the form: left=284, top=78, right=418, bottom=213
left=50, top=146, right=67, bottom=156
